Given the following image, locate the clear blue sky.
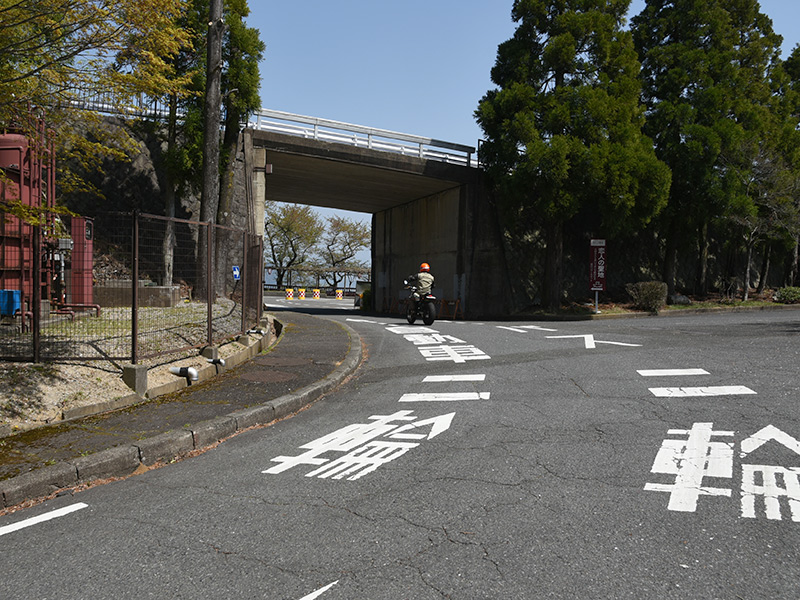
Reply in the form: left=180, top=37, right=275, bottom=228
left=247, top=0, right=800, bottom=224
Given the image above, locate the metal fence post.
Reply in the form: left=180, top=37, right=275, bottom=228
left=131, top=211, right=140, bottom=364
left=206, top=223, right=213, bottom=347
left=241, top=231, right=247, bottom=334
left=33, top=223, right=41, bottom=363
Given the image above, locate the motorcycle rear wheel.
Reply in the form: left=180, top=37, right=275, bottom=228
left=406, top=303, right=417, bottom=324
left=422, top=301, right=436, bottom=325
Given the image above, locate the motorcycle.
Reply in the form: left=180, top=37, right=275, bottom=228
left=404, top=279, right=437, bottom=325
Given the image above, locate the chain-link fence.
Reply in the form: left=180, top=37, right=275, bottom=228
left=0, top=211, right=263, bottom=364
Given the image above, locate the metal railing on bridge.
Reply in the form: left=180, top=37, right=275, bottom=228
left=248, top=109, right=476, bottom=167
left=64, top=91, right=478, bottom=168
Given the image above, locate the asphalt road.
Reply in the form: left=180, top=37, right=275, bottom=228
left=1, top=304, right=799, bottom=599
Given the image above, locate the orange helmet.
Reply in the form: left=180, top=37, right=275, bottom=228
left=420, top=262, right=430, bottom=272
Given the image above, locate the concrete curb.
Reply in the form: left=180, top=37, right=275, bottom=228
left=0, top=318, right=362, bottom=509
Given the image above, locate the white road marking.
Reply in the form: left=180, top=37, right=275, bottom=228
left=547, top=334, right=641, bottom=349
left=399, top=392, right=490, bottom=402
left=741, top=425, right=800, bottom=457
left=298, top=580, right=338, bottom=600
left=638, top=368, right=710, bottom=377
left=497, top=325, right=559, bottom=333
left=346, top=318, right=384, bottom=324
left=0, top=502, right=88, bottom=538
left=423, top=374, right=486, bottom=382
left=649, top=386, right=756, bottom=397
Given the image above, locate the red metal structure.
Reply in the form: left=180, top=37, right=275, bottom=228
left=0, top=114, right=56, bottom=318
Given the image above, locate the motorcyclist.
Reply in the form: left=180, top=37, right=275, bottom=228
left=407, top=262, right=434, bottom=297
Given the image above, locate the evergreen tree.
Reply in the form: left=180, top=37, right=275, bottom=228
left=476, top=0, right=669, bottom=309
left=632, top=0, right=782, bottom=297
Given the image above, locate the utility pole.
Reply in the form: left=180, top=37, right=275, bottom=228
left=198, top=0, right=224, bottom=301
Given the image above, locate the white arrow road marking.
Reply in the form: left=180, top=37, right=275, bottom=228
left=547, top=334, right=641, bottom=349
left=298, top=580, right=338, bottom=600
left=0, top=502, right=88, bottom=538
left=423, top=374, right=486, bottom=382
left=637, top=368, right=710, bottom=377
left=399, top=392, right=490, bottom=402
left=740, top=425, right=800, bottom=458
left=649, top=386, right=756, bottom=397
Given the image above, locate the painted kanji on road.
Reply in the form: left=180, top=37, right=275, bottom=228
left=386, top=325, right=492, bottom=363
left=264, top=410, right=455, bottom=481
left=645, top=423, right=800, bottom=522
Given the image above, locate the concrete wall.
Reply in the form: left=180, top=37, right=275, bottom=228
left=374, top=174, right=513, bottom=319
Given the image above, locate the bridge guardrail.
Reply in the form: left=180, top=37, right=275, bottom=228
left=249, top=109, right=476, bottom=167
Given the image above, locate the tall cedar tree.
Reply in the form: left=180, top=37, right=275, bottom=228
left=780, top=47, right=800, bottom=285
left=632, top=0, right=782, bottom=296
left=476, top=0, right=670, bottom=309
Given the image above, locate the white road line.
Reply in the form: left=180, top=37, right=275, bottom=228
left=649, top=386, right=757, bottom=397
left=638, top=368, right=710, bottom=377
left=298, top=580, right=338, bottom=600
left=399, top=392, right=490, bottom=402
left=0, top=502, right=88, bottom=537
left=497, top=325, right=559, bottom=333
left=423, top=374, right=486, bottom=382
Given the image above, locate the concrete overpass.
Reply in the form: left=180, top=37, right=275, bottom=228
left=245, top=110, right=512, bottom=318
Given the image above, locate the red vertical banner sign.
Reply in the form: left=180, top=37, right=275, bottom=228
left=590, top=239, right=606, bottom=292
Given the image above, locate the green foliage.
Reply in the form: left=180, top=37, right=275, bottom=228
left=0, top=0, right=192, bottom=125
left=775, top=287, right=800, bottom=304
left=632, top=0, right=787, bottom=294
left=476, top=0, right=670, bottom=309
left=264, top=202, right=326, bottom=287
left=315, top=215, right=371, bottom=288
left=626, top=281, right=668, bottom=313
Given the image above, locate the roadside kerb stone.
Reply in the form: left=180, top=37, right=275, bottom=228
left=136, top=430, right=195, bottom=466
left=191, top=416, right=237, bottom=449
left=229, top=404, right=277, bottom=431
left=0, top=463, right=77, bottom=508
left=69, top=445, right=140, bottom=483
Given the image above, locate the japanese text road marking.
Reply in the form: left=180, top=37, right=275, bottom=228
left=264, top=410, right=455, bottom=480
left=644, top=423, right=734, bottom=512
left=646, top=423, right=800, bottom=521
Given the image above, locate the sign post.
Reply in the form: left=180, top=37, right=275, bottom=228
left=589, top=239, right=606, bottom=314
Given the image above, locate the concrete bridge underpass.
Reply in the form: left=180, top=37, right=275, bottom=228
left=245, top=109, right=512, bottom=318
left=65, top=95, right=513, bottom=316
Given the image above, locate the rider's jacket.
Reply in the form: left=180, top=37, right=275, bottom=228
left=409, top=272, right=434, bottom=295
